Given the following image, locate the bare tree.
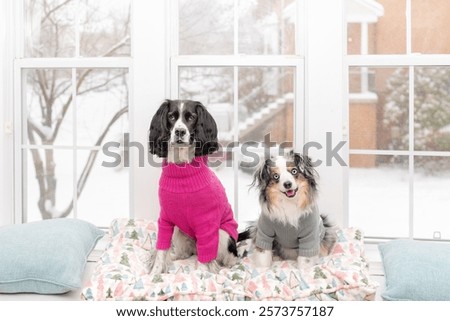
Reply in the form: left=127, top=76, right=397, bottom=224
left=26, top=0, right=130, bottom=219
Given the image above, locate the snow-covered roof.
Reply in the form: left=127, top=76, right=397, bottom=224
left=346, top=0, right=384, bottom=23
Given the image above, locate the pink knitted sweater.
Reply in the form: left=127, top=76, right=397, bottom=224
left=156, top=156, right=238, bottom=263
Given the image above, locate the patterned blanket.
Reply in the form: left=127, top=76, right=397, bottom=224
left=82, top=219, right=378, bottom=300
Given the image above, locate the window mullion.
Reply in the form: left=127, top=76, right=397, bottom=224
left=408, top=66, right=414, bottom=239
left=72, top=68, right=78, bottom=218
left=406, top=0, right=414, bottom=240
left=295, top=59, right=304, bottom=150
left=75, top=0, right=81, bottom=58
left=172, top=55, right=302, bottom=67
left=17, top=68, right=27, bottom=223
left=347, top=54, right=450, bottom=67
left=233, top=0, right=238, bottom=55
left=233, top=66, right=239, bottom=220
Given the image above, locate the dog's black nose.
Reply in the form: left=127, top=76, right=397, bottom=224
left=175, top=128, right=186, bottom=138
left=283, top=181, right=292, bottom=189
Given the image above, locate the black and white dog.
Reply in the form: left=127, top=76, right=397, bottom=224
left=148, top=99, right=239, bottom=274
left=238, top=151, right=337, bottom=269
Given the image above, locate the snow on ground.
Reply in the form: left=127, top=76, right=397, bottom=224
left=350, top=167, right=450, bottom=240
left=26, top=150, right=450, bottom=238
left=26, top=149, right=129, bottom=228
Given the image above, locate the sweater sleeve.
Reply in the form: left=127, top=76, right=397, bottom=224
left=156, top=210, right=174, bottom=250
left=195, top=221, right=220, bottom=263
left=255, top=215, right=275, bottom=250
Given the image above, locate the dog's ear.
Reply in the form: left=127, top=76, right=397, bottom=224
left=251, top=158, right=273, bottom=201
left=293, top=152, right=318, bottom=191
left=149, top=100, right=170, bottom=157
left=194, top=102, right=219, bottom=156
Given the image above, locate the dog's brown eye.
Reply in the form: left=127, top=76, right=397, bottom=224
left=291, top=168, right=298, bottom=175
left=168, top=114, right=176, bottom=121
left=273, top=173, right=280, bottom=180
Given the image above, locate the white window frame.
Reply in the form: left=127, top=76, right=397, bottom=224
left=14, top=59, right=133, bottom=227
left=345, top=0, right=450, bottom=240
left=169, top=0, right=305, bottom=222
left=2, top=0, right=347, bottom=227
left=12, top=0, right=134, bottom=226
left=169, top=0, right=346, bottom=225
left=1, top=0, right=169, bottom=226
left=171, top=56, right=305, bottom=221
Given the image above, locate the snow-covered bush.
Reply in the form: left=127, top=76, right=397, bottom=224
left=384, top=67, right=450, bottom=171
left=385, top=67, right=450, bottom=150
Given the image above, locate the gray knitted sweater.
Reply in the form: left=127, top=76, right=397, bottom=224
left=255, top=206, right=325, bottom=257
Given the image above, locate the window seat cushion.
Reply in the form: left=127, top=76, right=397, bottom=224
left=82, top=218, right=378, bottom=301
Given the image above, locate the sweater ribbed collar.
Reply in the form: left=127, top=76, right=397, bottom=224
left=160, top=156, right=212, bottom=192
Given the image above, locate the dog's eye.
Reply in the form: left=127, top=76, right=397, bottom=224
left=273, top=173, right=280, bottom=181
left=168, top=114, right=176, bottom=121
left=291, top=168, right=298, bottom=175
left=186, top=114, right=196, bottom=122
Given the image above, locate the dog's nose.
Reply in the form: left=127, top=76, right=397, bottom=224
left=175, top=128, right=186, bottom=138
left=283, top=181, right=292, bottom=189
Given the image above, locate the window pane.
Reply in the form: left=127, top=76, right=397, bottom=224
left=349, top=67, right=409, bottom=153
left=179, top=67, right=234, bottom=146
left=76, top=69, right=129, bottom=146
left=76, top=150, right=128, bottom=227
left=349, top=155, right=409, bottom=238
left=179, top=0, right=234, bottom=55
left=414, top=67, right=450, bottom=152
left=412, top=0, right=450, bottom=54
left=25, top=0, right=76, bottom=57
left=347, top=23, right=367, bottom=55
left=414, top=156, right=450, bottom=240
left=238, top=67, right=294, bottom=145
left=24, top=69, right=73, bottom=146
left=79, top=0, right=131, bottom=57
left=24, top=149, right=74, bottom=222
left=346, top=0, right=405, bottom=55
left=238, top=0, right=296, bottom=55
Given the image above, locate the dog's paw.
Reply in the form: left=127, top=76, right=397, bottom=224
left=196, top=260, right=221, bottom=274
left=150, top=250, right=169, bottom=274
left=207, top=260, right=221, bottom=274
left=150, top=262, right=166, bottom=275
left=297, top=255, right=318, bottom=270
left=170, top=252, right=192, bottom=261
left=144, top=251, right=156, bottom=273
left=252, top=249, right=273, bottom=268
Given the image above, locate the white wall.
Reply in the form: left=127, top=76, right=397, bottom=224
left=131, top=0, right=168, bottom=221
left=0, top=0, right=15, bottom=226
left=305, top=0, right=346, bottom=226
